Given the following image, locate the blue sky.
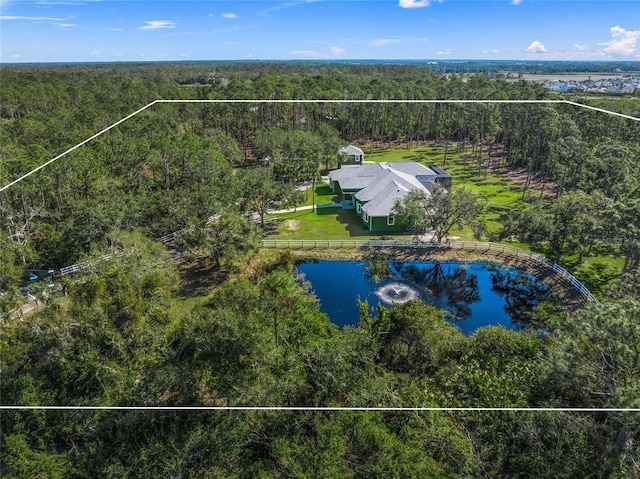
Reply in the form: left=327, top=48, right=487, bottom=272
left=1, top=0, right=639, bottom=63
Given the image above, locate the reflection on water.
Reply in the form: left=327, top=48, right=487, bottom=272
left=393, top=261, right=481, bottom=321
left=490, top=269, right=552, bottom=328
left=297, top=259, right=551, bottom=335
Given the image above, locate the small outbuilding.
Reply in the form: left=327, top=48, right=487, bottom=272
left=338, top=145, right=365, bottom=167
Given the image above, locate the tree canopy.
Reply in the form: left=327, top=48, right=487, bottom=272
left=1, top=61, right=639, bottom=477
left=393, top=185, right=487, bottom=241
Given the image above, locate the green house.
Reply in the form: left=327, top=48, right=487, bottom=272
left=328, top=162, right=451, bottom=233
left=337, top=145, right=365, bottom=167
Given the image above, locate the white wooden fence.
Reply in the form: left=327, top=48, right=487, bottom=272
left=60, top=251, right=126, bottom=275
left=60, top=214, right=222, bottom=276
left=261, top=239, right=599, bottom=304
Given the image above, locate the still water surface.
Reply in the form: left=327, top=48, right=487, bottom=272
left=297, top=260, right=550, bottom=335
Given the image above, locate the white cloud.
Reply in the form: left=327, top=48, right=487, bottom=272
left=0, top=15, right=64, bottom=21
left=54, top=23, right=76, bottom=27
left=573, top=44, right=586, bottom=52
left=138, top=20, right=177, bottom=31
left=288, top=49, right=321, bottom=57
left=331, top=45, right=345, bottom=55
left=492, top=49, right=500, bottom=53
left=437, top=48, right=451, bottom=55
left=511, top=0, right=523, bottom=5
left=600, top=25, right=640, bottom=56
left=222, top=13, right=238, bottom=19
left=208, top=13, right=215, bottom=18
left=526, top=40, right=547, bottom=53
left=373, top=38, right=399, bottom=46
left=398, top=0, right=438, bottom=8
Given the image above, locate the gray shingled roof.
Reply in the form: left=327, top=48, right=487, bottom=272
left=361, top=182, right=412, bottom=217
left=329, top=163, right=386, bottom=190
left=354, top=172, right=398, bottom=201
left=338, top=145, right=364, bottom=156
left=330, top=162, right=437, bottom=217
left=390, top=162, right=437, bottom=177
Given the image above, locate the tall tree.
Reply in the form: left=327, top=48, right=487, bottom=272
left=0, top=233, right=22, bottom=316
left=237, top=167, right=292, bottom=228
left=545, top=293, right=640, bottom=475
left=393, top=185, right=486, bottom=241
left=607, top=195, right=640, bottom=274
left=209, top=211, right=261, bottom=268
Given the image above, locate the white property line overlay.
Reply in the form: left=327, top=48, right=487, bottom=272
left=2, top=406, right=639, bottom=412
left=1, top=99, right=638, bottom=194
left=2, top=99, right=639, bottom=413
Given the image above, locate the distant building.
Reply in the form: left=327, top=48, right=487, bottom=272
left=543, top=81, right=570, bottom=93
left=539, top=74, right=640, bottom=96
left=543, top=81, right=581, bottom=93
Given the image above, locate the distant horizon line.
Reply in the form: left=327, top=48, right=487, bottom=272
left=3, top=58, right=640, bottom=66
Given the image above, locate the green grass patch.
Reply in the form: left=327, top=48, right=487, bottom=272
left=269, top=207, right=386, bottom=240
left=297, top=183, right=338, bottom=207
left=364, top=144, right=449, bottom=164
left=559, top=247, right=626, bottom=298
left=168, top=294, right=205, bottom=321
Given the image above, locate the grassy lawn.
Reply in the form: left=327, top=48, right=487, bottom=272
left=446, top=169, right=534, bottom=238
left=558, top=246, right=626, bottom=297
left=297, top=183, right=338, bottom=208
left=269, top=207, right=383, bottom=240
left=364, top=143, right=450, bottom=164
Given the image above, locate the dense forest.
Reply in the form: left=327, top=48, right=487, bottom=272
left=1, top=62, right=639, bottom=477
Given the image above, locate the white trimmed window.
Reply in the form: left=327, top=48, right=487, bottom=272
left=356, top=202, right=361, bottom=213
left=363, top=212, right=368, bottom=222
left=387, top=215, right=395, bottom=226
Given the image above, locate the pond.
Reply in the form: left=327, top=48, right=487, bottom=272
left=297, top=259, right=551, bottom=335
